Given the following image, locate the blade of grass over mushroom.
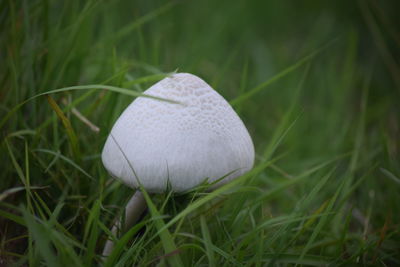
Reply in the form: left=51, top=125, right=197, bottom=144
left=36, top=66, right=132, bottom=132
left=230, top=39, right=337, bottom=106
left=38, top=84, right=179, bottom=103
left=0, top=77, right=180, bottom=130
left=46, top=95, right=80, bottom=158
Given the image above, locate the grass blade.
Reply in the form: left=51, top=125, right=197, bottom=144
left=200, top=215, right=215, bottom=266
left=21, top=207, right=61, bottom=267
left=34, top=149, right=93, bottom=180
left=230, top=40, right=336, bottom=106
left=47, top=95, right=80, bottom=158
left=0, top=74, right=179, bottom=130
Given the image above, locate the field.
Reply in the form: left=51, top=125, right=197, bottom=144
left=1, top=0, right=399, bottom=266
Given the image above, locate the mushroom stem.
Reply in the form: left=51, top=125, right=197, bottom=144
left=102, top=191, right=147, bottom=257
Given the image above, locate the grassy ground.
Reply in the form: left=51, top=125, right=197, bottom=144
left=1, top=0, right=399, bottom=266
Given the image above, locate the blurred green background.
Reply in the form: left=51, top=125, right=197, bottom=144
left=1, top=0, right=399, bottom=266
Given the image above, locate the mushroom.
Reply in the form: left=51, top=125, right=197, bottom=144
left=101, top=73, right=254, bottom=256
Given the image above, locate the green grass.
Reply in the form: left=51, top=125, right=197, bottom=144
left=1, top=0, right=399, bottom=266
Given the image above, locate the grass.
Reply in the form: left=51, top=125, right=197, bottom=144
left=1, top=0, right=399, bottom=266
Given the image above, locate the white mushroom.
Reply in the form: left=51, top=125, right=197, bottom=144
left=101, top=73, right=254, bottom=256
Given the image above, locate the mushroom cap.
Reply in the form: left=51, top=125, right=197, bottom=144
left=102, top=73, right=254, bottom=193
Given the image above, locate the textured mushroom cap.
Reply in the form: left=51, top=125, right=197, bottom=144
left=102, top=73, right=254, bottom=193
